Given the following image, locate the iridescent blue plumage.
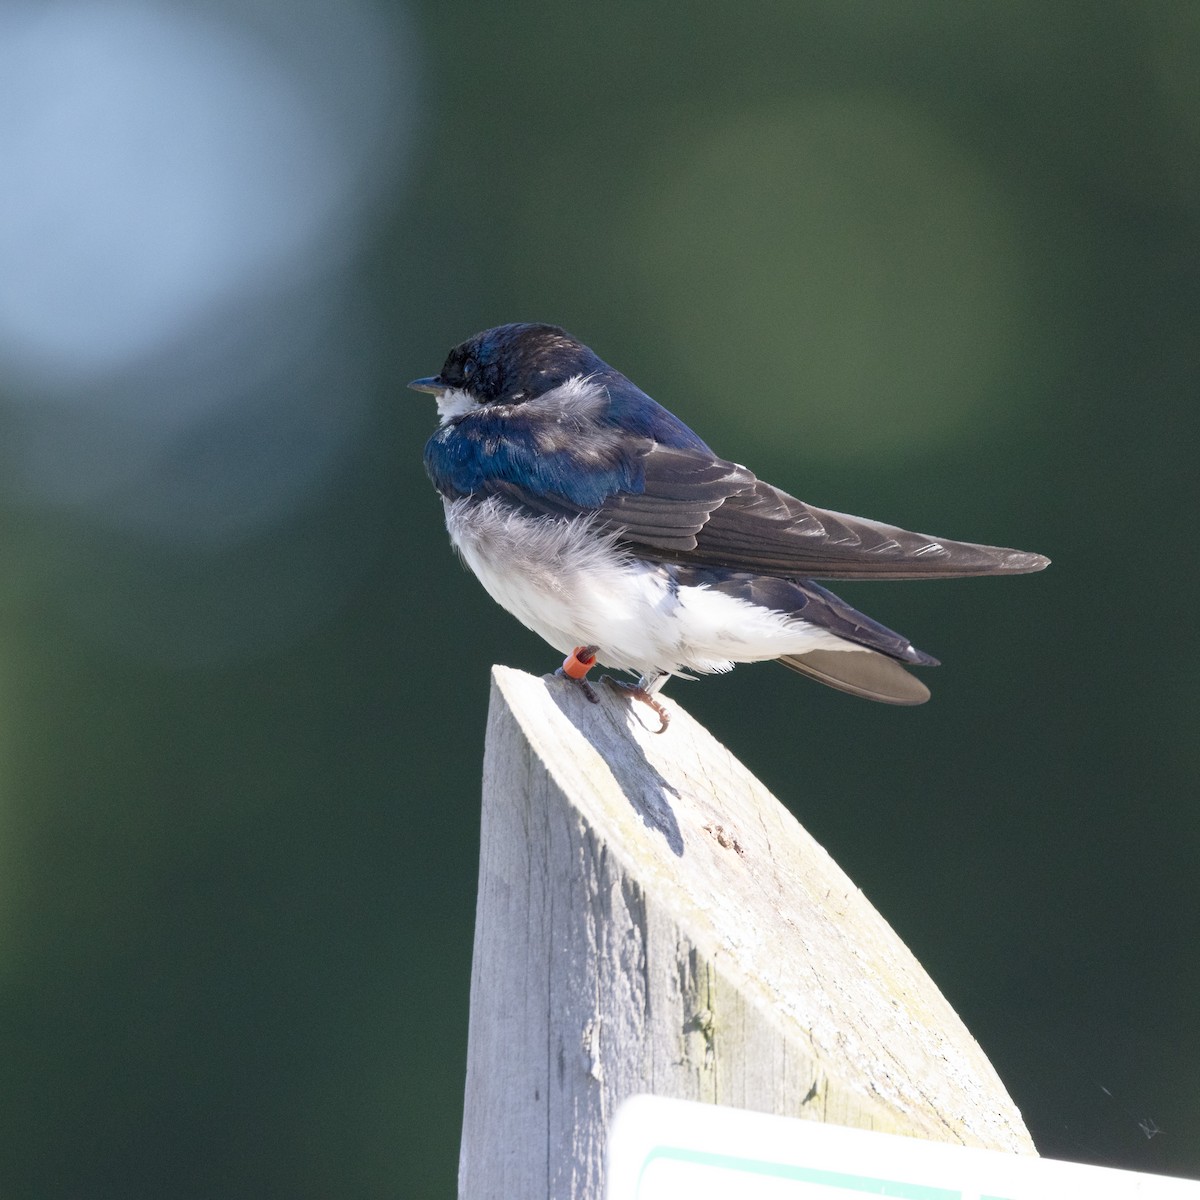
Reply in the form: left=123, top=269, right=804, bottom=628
left=422, top=322, right=708, bottom=509
left=423, top=407, right=642, bottom=508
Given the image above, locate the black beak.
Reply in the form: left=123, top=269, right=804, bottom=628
left=408, top=375, right=446, bottom=394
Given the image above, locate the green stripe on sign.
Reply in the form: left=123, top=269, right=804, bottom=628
left=636, top=1145, right=962, bottom=1199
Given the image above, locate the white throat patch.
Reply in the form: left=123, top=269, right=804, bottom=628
left=435, top=374, right=604, bottom=426
left=436, top=388, right=481, bottom=424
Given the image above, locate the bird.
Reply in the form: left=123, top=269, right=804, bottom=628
left=409, top=322, right=1048, bottom=731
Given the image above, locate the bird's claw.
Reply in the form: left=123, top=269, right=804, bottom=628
left=602, top=676, right=670, bottom=734
left=555, top=647, right=668, bottom=729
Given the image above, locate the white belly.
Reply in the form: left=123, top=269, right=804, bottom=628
left=443, top=496, right=856, bottom=679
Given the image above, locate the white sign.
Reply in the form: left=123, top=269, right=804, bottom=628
left=608, top=1095, right=1198, bottom=1200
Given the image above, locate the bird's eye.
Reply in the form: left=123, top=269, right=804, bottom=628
left=462, top=358, right=476, bottom=379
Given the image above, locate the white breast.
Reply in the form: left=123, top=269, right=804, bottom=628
left=443, top=496, right=859, bottom=680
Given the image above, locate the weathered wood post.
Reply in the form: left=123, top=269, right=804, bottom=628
left=458, top=666, right=1034, bottom=1199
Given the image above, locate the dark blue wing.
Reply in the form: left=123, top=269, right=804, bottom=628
left=424, top=379, right=1048, bottom=581
left=623, top=458, right=1049, bottom=579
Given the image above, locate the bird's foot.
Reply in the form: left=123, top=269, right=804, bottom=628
left=556, top=645, right=600, bottom=703
left=602, top=676, right=670, bottom=734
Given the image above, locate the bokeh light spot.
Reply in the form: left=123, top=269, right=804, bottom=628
left=632, top=96, right=1033, bottom=461
left=0, top=1, right=348, bottom=380
left=0, top=0, right=418, bottom=664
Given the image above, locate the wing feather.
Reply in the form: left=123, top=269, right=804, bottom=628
left=446, top=418, right=1048, bottom=581
left=597, top=446, right=1049, bottom=580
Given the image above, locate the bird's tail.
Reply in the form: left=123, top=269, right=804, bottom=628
left=777, top=648, right=930, bottom=705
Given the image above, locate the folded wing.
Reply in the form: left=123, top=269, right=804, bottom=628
left=600, top=445, right=1049, bottom=580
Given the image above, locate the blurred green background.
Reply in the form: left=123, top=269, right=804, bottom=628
left=1, top=0, right=1198, bottom=1194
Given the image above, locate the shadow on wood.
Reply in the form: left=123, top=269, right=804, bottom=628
left=459, top=666, right=1035, bottom=1200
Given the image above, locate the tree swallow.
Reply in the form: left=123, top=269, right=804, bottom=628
left=410, top=323, right=1048, bottom=730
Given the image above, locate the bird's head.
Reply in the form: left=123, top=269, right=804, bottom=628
left=409, top=323, right=604, bottom=421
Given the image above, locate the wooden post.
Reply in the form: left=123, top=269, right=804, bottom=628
left=458, top=666, right=1035, bottom=1199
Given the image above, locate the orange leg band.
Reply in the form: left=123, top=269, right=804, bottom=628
left=561, top=645, right=597, bottom=680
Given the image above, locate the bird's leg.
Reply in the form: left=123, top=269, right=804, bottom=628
left=602, top=672, right=670, bottom=734
left=556, top=645, right=600, bottom=703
